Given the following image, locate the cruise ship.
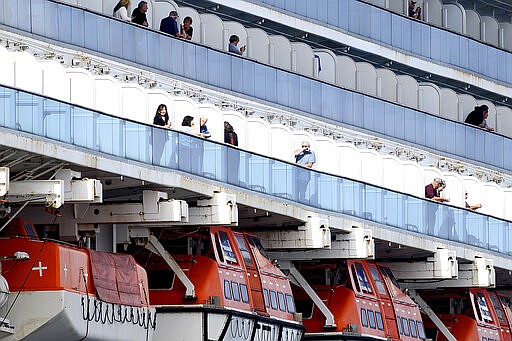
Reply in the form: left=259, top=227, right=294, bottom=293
left=0, top=0, right=511, bottom=339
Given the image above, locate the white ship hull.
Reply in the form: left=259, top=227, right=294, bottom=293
left=0, top=290, right=156, bottom=341
left=153, top=305, right=303, bottom=341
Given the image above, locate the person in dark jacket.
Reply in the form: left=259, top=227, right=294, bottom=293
left=464, top=104, right=494, bottom=131
left=131, top=1, right=148, bottom=27
left=153, top=104, right=171, bottom=128
left=160, top=10, right=179, bottom=37
left=224, top=121, right=238, bottom=146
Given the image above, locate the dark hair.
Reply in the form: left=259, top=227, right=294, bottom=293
left=479, top=104, right=489, bottom=112
left=154, top=104, right=169, bottom=123
left=183, top=16, right=192, bottom=24
left=138, top=1, right=147, bottom=9
left=224, top=121, right=234, bottom=133
left=229, top=35, right=239, bottom=44
left=182, top=115, right=194, bottom=127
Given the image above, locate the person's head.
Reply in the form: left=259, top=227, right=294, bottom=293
left=229, top=35, right=240, bottom=45
left=409, top=0, right=416, bottom=9
left=200, top=116, right=208, bottom=126
left=433, top=178, right=443, bottom=189
left=138, top=1, right=147, bottom=12
left=182, top=115, right=194, bottom=127
left=156, top=104, right=167, bottom=115
left=183, top=16, right=192, bottom=27
left=169, top=10, right=178, bottom=19
left=479, top=104, right=489, bottom=118
left=224, top=121, right=234, bottom=132
left=301, top=141, right=311, bottom=151
left=120, top=0, right=131, bottom=8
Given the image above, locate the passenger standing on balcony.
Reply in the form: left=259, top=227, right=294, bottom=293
left=151, top=104, right=171, bottom=165
left=294, top=141, right=316, bottom=203
left=424, top=178, right=449, bottom=235
left=160, top=11, right=180, bottom=37
left=180, top=16, right=194, bottom=40
left=228, top=35, right=246, bottom=56
left=113, top=0, right=132, bottom=21
left=132, top=1, right=148, bottom=27
left=464, top=105, right=494, bottom=132
left=408, top=0, right=421, bottom=20
left=224, top=122, right=239, bottom=183
left=200, top=116, right=211, bottom=139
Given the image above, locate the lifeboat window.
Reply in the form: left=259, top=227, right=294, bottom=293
left=409, top=319, right=417, bottom=338
left=369, top=267, right=387, bottom=295
left=375, top=311, right=384, bottom=330
left=417, top=321, right=426, bottom=339
left=224, top=279, right=232, bottom=300
left=215, top=234, right=225, bottom=263
left=240, top=284, right=249, bottom=303
left=360, top=308, right=368, bottom=327
left=270, top=290, right=278, bottom=310
left=278, top=292, right=286, bottom=311
left=402, top=317, right=410, bottom=336
left=234, top=235, right=253, bottom=267
left=218, top=231, right=237, bottom=264
left=263, top=289, right=270, bottom=307
left=148, top=269, right=175, bottom=289
left=231, top=282, right=240, bottom=301
left=476, top=292, right=493, bottom=322
left=397, top=316, right=403, bottom=335
left=489, top=293, right=506, bottom=323
left=368, top=310, right=377, bottom=329
left=354, top=263, right=372, bottom=293
left=286, top=294, right=295, bottom=313
left=246, top=235, right=270, bottom=260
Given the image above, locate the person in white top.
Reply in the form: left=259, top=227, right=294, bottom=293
left=113, top=0, right=132, bottom=21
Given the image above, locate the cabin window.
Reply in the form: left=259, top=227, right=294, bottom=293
left=360, top=308, right=368, bottom=327
left=354, top=262, right=372, bottom=293
left=231, top=282, right=240, bottom=301
left=286, top=294, right=295, bottom=313
left=489, top=293, right=506, bottom=323
left=218, top=231, right=237, bottom=264
left=397, top=316, right=403, bottom=335
left=214, top=234, right=225, bottom=263
left=240, top=284, right=249, bottom=303
left=402, top=317, right=410, bottom=336
left=375, top=312, right=384, bottom=330
left=278, top=292, right=286, bottom=311
left=482, top=338, right=488, bottom=341
left=148, top=269, right=175, bottom=290
left=368, top=266, right=387, bottom=295
left=234, top=235, right=254, bottom=267
left=409, top=319, right=417, bottom=338
left=270, top=290, right=278, bottom=310
left=224, top=280, right=232, bottom=300
left=263, top=289, right=270, bottom=307
left=367, top=310, right=376, bottom=329
left=417, top=321, right=426, bottom=339
left=476, top=292, right=493, bottom=322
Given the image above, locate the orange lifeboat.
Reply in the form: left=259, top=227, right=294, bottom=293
left=420, top=288, right=505, bottom=340
left=0, top=218, right=156, bottom=341
left=133, top=226, right=304, bottom=341
left=292, top=259, right=425, bottom=340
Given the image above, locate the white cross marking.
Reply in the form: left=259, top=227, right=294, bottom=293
left=63, top=264, right=68, bottom=278
left=32, top=261, right=48, bottom=277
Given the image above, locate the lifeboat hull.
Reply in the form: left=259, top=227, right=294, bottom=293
left=0, top=290, right=156, bottom=341
left=153, top=305, right=303, bottom=341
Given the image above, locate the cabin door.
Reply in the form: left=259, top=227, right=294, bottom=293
left=233, top=233, right=267, bottom=314
left=367, top=264, right=399, bottom=339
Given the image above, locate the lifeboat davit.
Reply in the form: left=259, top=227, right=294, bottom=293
left=0, top=218, right=156, bottom=341
left=420, top=288, right=511, bottom=341
left=292, top=259, right=425, bottom=340
left=133, top=226, right=304, bottom=341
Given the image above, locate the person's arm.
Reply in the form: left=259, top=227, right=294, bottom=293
left=431, top=196, right=449, bottom=203
left=467, top=203, right=482, bottom=211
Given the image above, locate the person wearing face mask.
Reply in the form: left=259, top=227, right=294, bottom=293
left=294, top=141, right=316, bottom=203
